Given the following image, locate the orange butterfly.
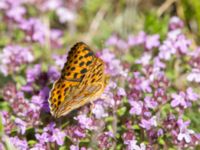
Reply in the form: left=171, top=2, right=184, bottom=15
left=48, top=42, right=109, bottom=118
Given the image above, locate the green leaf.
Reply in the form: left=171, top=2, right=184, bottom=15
left=144, top=12, right=169, bottom=39
left=158, top=137, right=165, bottom=145
left=132, top=124, right=140, bottom=130
left=117, top=106, right=127, bottom=116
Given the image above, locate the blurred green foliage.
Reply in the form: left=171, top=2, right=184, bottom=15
left=181, top=0, right=200, bottom=40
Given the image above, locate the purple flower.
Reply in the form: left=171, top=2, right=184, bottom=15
left=70, top=145, right=79, bottom=150
left=43, top=122, right=56, bottom=132
left=50, top=29, right=63, bottom=48
left=47, top=66, right=60, bottom=82
left=31, top=86, right=50, bottom=112
left=128, top=31, right=146, bottom=46
left=19, top=18, right=48, bottom=44
left=12, top=92, right=30, bottom=117
left=98, top=48, right=115, bottom=62
left=139, top=79, right=152, bottom=93
left=145, top=34, right=160, bottom=50
left=41, top=0, right=62, bottom=11
left=153, top=57, right=166, bottom=71
left=177, top=118, right=194, bottom=143
left=0, top=45, right=34, bottom=76
left=116, top=39, right=129, bottom=51
left=98, top=132, right=114, bottom=149
left=35, top=132, right=51, bottom=144
left=74, top=114, right=94, bottom=130
left=99, top=49, right=127, bottom=77
left=135, top=53, right=151, bottom=66
left=6, top=5, right=26, bottom=22
left=70, top=145, right=88, bottom=150
left=169, top=16, right=184, bottom=31
left=187, top=68, right=200, bottom=83
left=186, top=87, right=199, bottom=101
left=124, top=139, right=146, bottom=150
left=14, top=118, right=27, bottom=135
left=178, top=129, right=194, bottom=143
left=26, top=64, right=42, bottom=83
left=177, top=118, right=190, bottom=129
left=9, top=136, right=28, bottom=150
left=174, top=35, right=191, bottom=54
left=66, top=125, right=86, bottom=140
left=0, top=1, right=8, bottom=10
left=0, top=142, right=5, bottom=150
left=2, top=82, right=17, bottom=102
left=144, top=96, right=158, bottom=109
left=157, top=129, right=164, bottom=137
left=117, top=87, right=126, bottom=96
left=92, top=103, right=108, bottom=119
left=171, top=92, right=187, bottom=108
left=52, top=54, right=67, bottom=69
left=30, top=143, right=46, bottom=150
left=56, top=7, right=75, bottom=23
left=158, top=39, right=176, bottom=60
left=1, top=111, right=15, bottom=134
left=106, top=35, right=118, bottom=46
left=140, top=116, right=157, bottom=130
left=51, top=128, right=66, bottom=145
left=129, top=100, right=143, bottom=115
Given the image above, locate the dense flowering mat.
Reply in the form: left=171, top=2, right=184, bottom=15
left=0, top=0, right=199, bottom=150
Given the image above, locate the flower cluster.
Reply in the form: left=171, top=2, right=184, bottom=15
left=0, top=45, right=33, bottom=75
left=0, top=1, right=199, bottom=149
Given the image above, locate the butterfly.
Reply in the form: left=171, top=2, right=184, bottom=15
left=48, top=42, right=109, bottom=118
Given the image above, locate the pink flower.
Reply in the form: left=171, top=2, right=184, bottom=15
left=187, top=69, right=200, bottom=83
left=106, top=35, right=118, bottom=46
left=117, top=87, right=126, bottom=96
left=140, top=116, right=157, bottom=130
left=125, top=139, right=146, bottom=150
left=186, top=87, right=199, bottom=101
left=0, top=45, right=34, bottom=75
left=92, top=103, right=108, bottom=119
left=145, top=34, right=160, bottom=50
left=177, top=118, right=194, bottom=143
left=9, top=136, right=28, bottom=150
left=42, top=0, right=61, bottom=11
left=169, top=16, right=184, bottom=30
left=56, top=7, right=75, bottom=23
left=171, top=92, right=187, bottom=108
left=144, top=96, right=158, bottom=109
left=128, top=31, right=146, bottom=46
left=51, top=128, right=66, bottom=145
left=35, top=132, right=51, bottom=144
left=135, top=53, right=151, bottom=66
left=14, top=118, right=27, bottom=135
left=129, top=100, right=143, bottom=115
left=74, top=114, right=95, bottom=130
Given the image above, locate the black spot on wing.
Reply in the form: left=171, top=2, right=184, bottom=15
left=79, top=62, right=84, bottom=67
left=74, top=73, right=78, bottom=78
left=86, top=61, right=92, bottom=66
left=80, top=68, right=87, bottom=74
left=79, top=56, right=83, bottom=60
left=71, top=67, right=75, bottom=71
left=84, top=51, right=93, bottom=58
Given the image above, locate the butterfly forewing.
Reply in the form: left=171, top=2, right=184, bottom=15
left=61, top=42, right=95, bottom=82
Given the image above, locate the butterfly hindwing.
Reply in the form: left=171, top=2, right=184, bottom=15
left=48, top=42, right=109, bottom=118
